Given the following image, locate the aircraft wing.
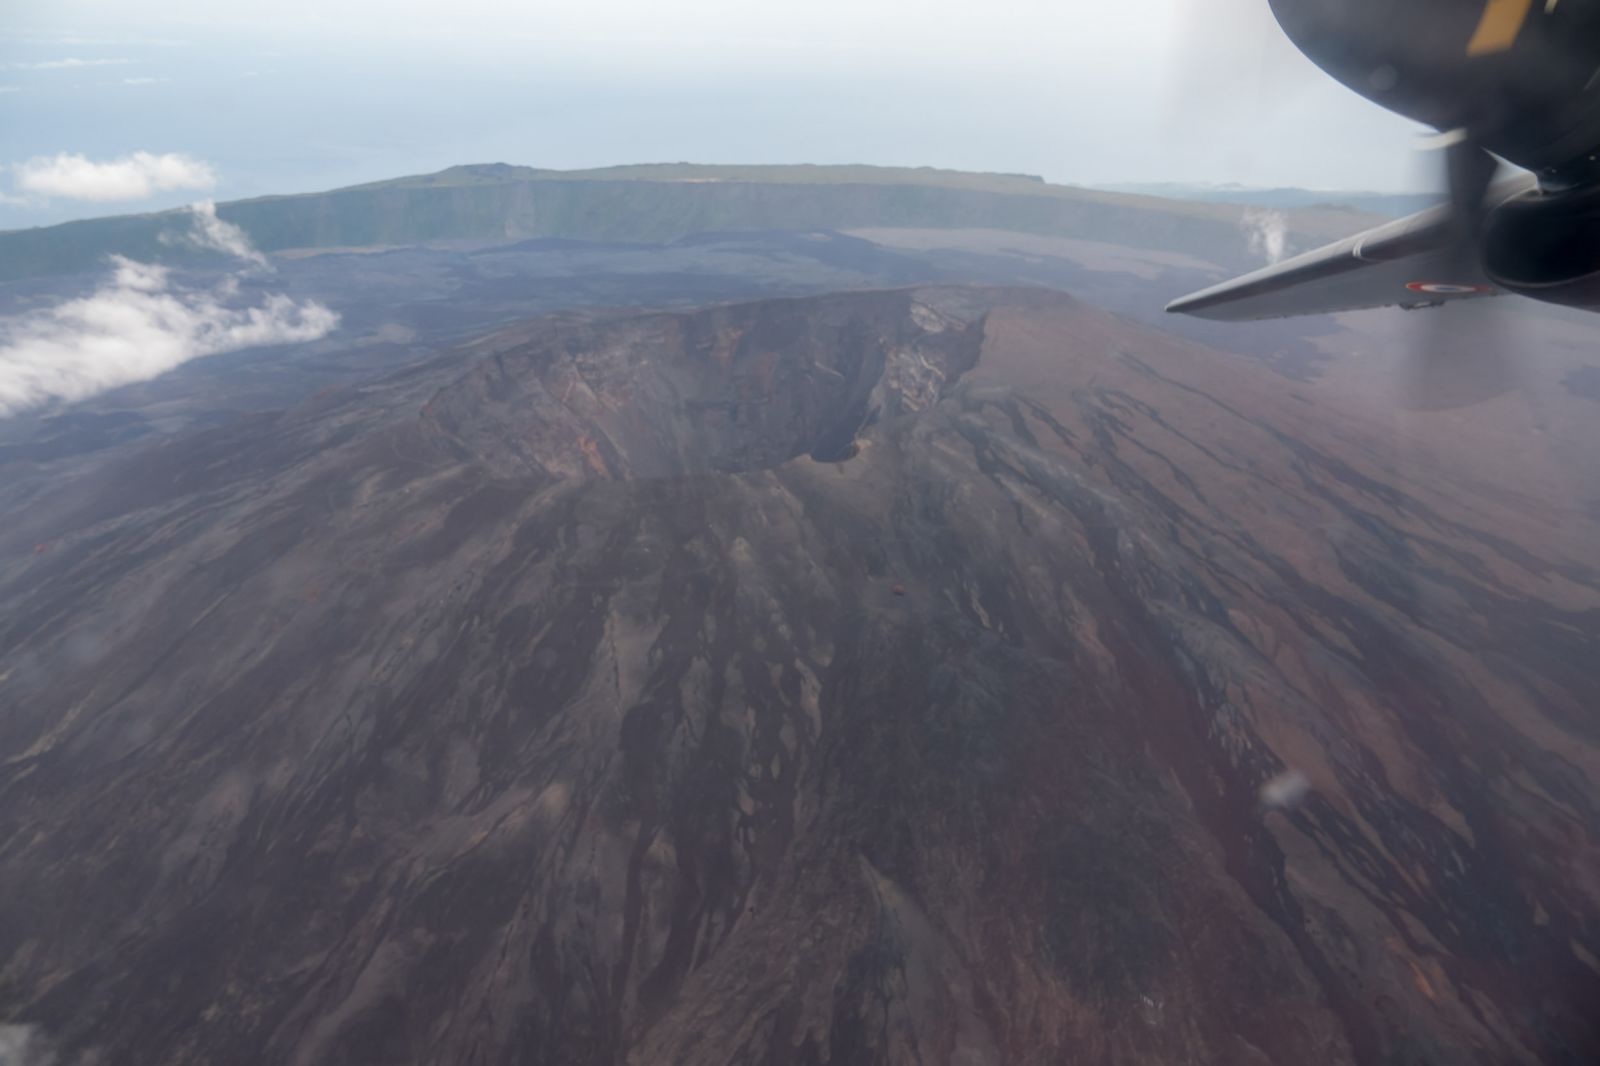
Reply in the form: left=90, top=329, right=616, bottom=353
left=1165, top=193, right=1524, bottom=321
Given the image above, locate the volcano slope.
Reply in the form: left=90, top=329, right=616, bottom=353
left=0, top=287, right=1596, bottom=1065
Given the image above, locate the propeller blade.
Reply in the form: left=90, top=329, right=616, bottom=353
left=1444, top=137, right=1499, bottom=244
left=1400, top=297, right=1518, bottom=412
left=1396, top=134, right=1511, bottom=411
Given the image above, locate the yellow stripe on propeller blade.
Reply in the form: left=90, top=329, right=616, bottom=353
left=1467, top=0, right=1534, bottom=56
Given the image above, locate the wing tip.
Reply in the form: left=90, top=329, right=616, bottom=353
left=1165, top=290, right=1225, bottom=318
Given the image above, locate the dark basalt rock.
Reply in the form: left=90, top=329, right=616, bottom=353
left=0, top=286, right=1596, bottom=1065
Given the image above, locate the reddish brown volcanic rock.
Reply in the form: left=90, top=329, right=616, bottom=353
left=0, top=287, right=1596, bottom=1065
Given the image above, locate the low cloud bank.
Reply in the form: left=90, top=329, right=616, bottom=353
left=12, top=151, right=214, bottom=202
left=0, top=205, right=337, bottom=416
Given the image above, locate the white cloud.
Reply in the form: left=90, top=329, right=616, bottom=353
left=1259, top=769, right=1310, bottom=810
left=0, top=85, right=20, bottom=93
left=1241, top=207, right=1289, bottom=265
left=11, top=151, right=215, bottom=201
left=6, top=56, right=132, bottom=69
left=169, top=200, right=268, bottom=267
left=120, top=75, right=170, bottom=85
left=0, top=209, right=337, bottom=415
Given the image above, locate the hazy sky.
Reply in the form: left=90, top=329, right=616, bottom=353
left=1, top=0, right=1436, bottom=228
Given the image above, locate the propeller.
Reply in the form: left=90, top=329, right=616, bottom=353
left=1400, top=291, right=1516, bottom=412
left=1399, top=132, right=1519, bottom=412
left=1160, top=0, right=1525, bottom=411
left=1442, top=133, right=1499, bottom=247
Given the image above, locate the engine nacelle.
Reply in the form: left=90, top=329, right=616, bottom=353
left=1481, top=184, right=1600, bottom=309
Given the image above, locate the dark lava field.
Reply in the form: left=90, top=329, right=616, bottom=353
left=2, top=284, right=1597, bottom=1064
